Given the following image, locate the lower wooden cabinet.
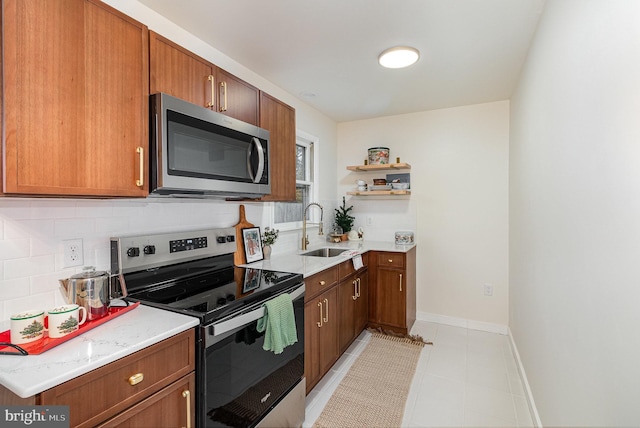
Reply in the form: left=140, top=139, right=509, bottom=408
left=304, top=286, right=339, bottom=394
left=369, top=247, right=417, bottom=335
left=97, top=373, right=195, bottom=428
left=38, top=329, right=195, bottom=428
left=304, top=255, right=370, bottom=393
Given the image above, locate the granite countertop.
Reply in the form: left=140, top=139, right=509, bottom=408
left=244, top=239, right=416, bottom=277
left=0, top=304, right=199, bottom=398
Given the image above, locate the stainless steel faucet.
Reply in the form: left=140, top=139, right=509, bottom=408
left=302, top=202, right=324, bottom=250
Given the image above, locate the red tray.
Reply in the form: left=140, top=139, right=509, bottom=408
left=0, top=302, right=140, bottom=356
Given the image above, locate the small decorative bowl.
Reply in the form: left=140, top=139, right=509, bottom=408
left=391, top=182, right=409, bottom=190
left=373, top=178, right=387, bottom=185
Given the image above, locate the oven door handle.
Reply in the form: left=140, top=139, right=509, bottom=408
left=211, top=284, right=304, bottom=337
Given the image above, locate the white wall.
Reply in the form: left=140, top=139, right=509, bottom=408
left=509, top=0, right=640, bottom=425
left=338, top=101, right=509, bottom=327
left=0, top=1, right=338, bottom=321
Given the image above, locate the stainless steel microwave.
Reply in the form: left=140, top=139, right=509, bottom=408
left=149, top=93, right=270, bottom=198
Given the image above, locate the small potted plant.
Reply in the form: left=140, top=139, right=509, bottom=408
left=261, top=227, right=279, bottom=259
left=334, top=196, right=355, bottom=241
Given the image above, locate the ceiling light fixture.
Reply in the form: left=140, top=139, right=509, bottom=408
left=378, top=46, right=420, bottom=69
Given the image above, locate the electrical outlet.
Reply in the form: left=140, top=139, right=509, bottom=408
left=366, top=216, right=373, bottom=226
left=483, top=284, right=494, bottom=297
left=63, top=239, right=84, bottom=268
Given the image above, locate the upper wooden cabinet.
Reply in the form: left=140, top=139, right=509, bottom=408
left=216, top=68, right=260, bottom=126
left=1, top=0, right=149, bottom=197
left=259, top=92, right=297, bottom=202
left=149, top=31, right=215, bottom=111
left=149, top=31, right=259, bottom=126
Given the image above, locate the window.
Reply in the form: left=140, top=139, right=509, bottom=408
left=273, top=131, right=318, bottom=229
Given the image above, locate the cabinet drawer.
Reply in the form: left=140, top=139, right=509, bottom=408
left=97, top=372, right=195, bottom=428
left=338, top=252, right=368, bottom=280
left=39, top=329, right=195, bottom=428
left=377, top=252, right=405, bottom=268
left=305, top=266, right=338, bottom=301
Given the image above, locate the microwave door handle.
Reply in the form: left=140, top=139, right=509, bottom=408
left=246, top=137, right=265, bottom=183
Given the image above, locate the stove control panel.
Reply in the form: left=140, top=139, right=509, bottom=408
left=170, top=236, right=208, bottom=253
left=111, top=227, right=237, bottom=274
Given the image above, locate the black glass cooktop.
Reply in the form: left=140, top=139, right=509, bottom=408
left=123, top=253, right=302, bottom=324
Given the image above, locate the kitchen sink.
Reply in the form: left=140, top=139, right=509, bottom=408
left=301, top=248, right=347, bottom=257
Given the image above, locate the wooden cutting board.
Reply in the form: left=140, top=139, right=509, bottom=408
left=233, top=204, right=254, bottom=266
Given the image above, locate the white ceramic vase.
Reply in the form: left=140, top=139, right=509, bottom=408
left=263, top=245, right=272, bottom=259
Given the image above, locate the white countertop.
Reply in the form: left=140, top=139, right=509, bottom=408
left=0, top=304, right=199, bottom=398
left=244, top=240, right=416, bottom=276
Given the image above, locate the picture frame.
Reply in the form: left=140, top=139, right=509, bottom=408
left=243, top=268, right=261, bottom=293
left=242, top=227, right=264, bottom=263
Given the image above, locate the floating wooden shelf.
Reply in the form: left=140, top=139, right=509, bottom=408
left=347, top=190, right=411, bottom=196
left=346, top=162, right=411, bottom=172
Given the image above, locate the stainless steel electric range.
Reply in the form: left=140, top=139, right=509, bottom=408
left=110, top=227, right=305, bottom=428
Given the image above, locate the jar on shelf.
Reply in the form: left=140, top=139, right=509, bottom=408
left=368, top=147, right=389, bottom=165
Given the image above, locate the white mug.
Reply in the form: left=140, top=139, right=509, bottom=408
left=47, top=304, right=88, bottom=339
left=10, top=310, right=46, bottom=344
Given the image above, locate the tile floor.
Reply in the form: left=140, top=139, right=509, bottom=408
left=304, top=320, right=535, bottom=427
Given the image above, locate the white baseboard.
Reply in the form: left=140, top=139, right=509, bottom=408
left=508, top=327, right=543, bottom=428
left=416, top=311, right=508, bottom=335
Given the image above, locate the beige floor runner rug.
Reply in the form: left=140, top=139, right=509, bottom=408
left=313, top=333, right=425, bottom=428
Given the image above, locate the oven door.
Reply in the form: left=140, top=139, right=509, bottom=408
left=201, top=283, right=305, bottom=428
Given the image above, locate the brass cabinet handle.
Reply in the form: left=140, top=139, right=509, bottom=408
left=219, top=81, right=228, bottom=112
left=356, top=277, right=361, bottom=298
left=388, top=259, right=393, bottom=263
left=399, top=273, right=403, bottom=292
left=319, top=280, right=326, bottom=286
left=135, top=147, right=144, bottom=187
left=352, top=279, right=357, bottom=300
left=206, top=75, right=215, bottom=108
left=323, top=298, right=329, bottom=323
left=128, top=373, right=144, bottom=386
left=317, top=301, right=323, bottom=327
left=182, top=390, right=191, bottom=428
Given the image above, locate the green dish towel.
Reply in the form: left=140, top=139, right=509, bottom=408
left=256, top=293, right=297, bottom=354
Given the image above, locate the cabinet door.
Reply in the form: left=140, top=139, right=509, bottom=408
left=338, top=270, right=369, bottom=353
left=338, top=277, right=357, bottom=353
left=149, top=31, right=215, bottom=109
left=3, top=0, right=148, bottom=197
left=216, top=68, right=259, bottom=125
left=259, top=92, right=296, bottom=201
left=97, top=373, right=195, bottom=428
left=304, top=287, right=338, bottom=393
left=375, top=267, right=406, bottom=329
left=354, top=271, right=369, bottom=334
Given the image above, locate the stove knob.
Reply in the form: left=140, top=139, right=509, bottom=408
left=226, top=294, right=235, bottom=302
left=143, top=245, right=156, bottom=255
left=216, top=236, right=227, bottom=244
left=126, top=247, right=140, bottom=257
left=216, top=297, right=227, bottom=306
left=226, top=235, right=235, bottom=243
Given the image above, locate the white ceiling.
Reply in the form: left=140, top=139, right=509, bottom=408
left=140, top=0, right=546, bottom=122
